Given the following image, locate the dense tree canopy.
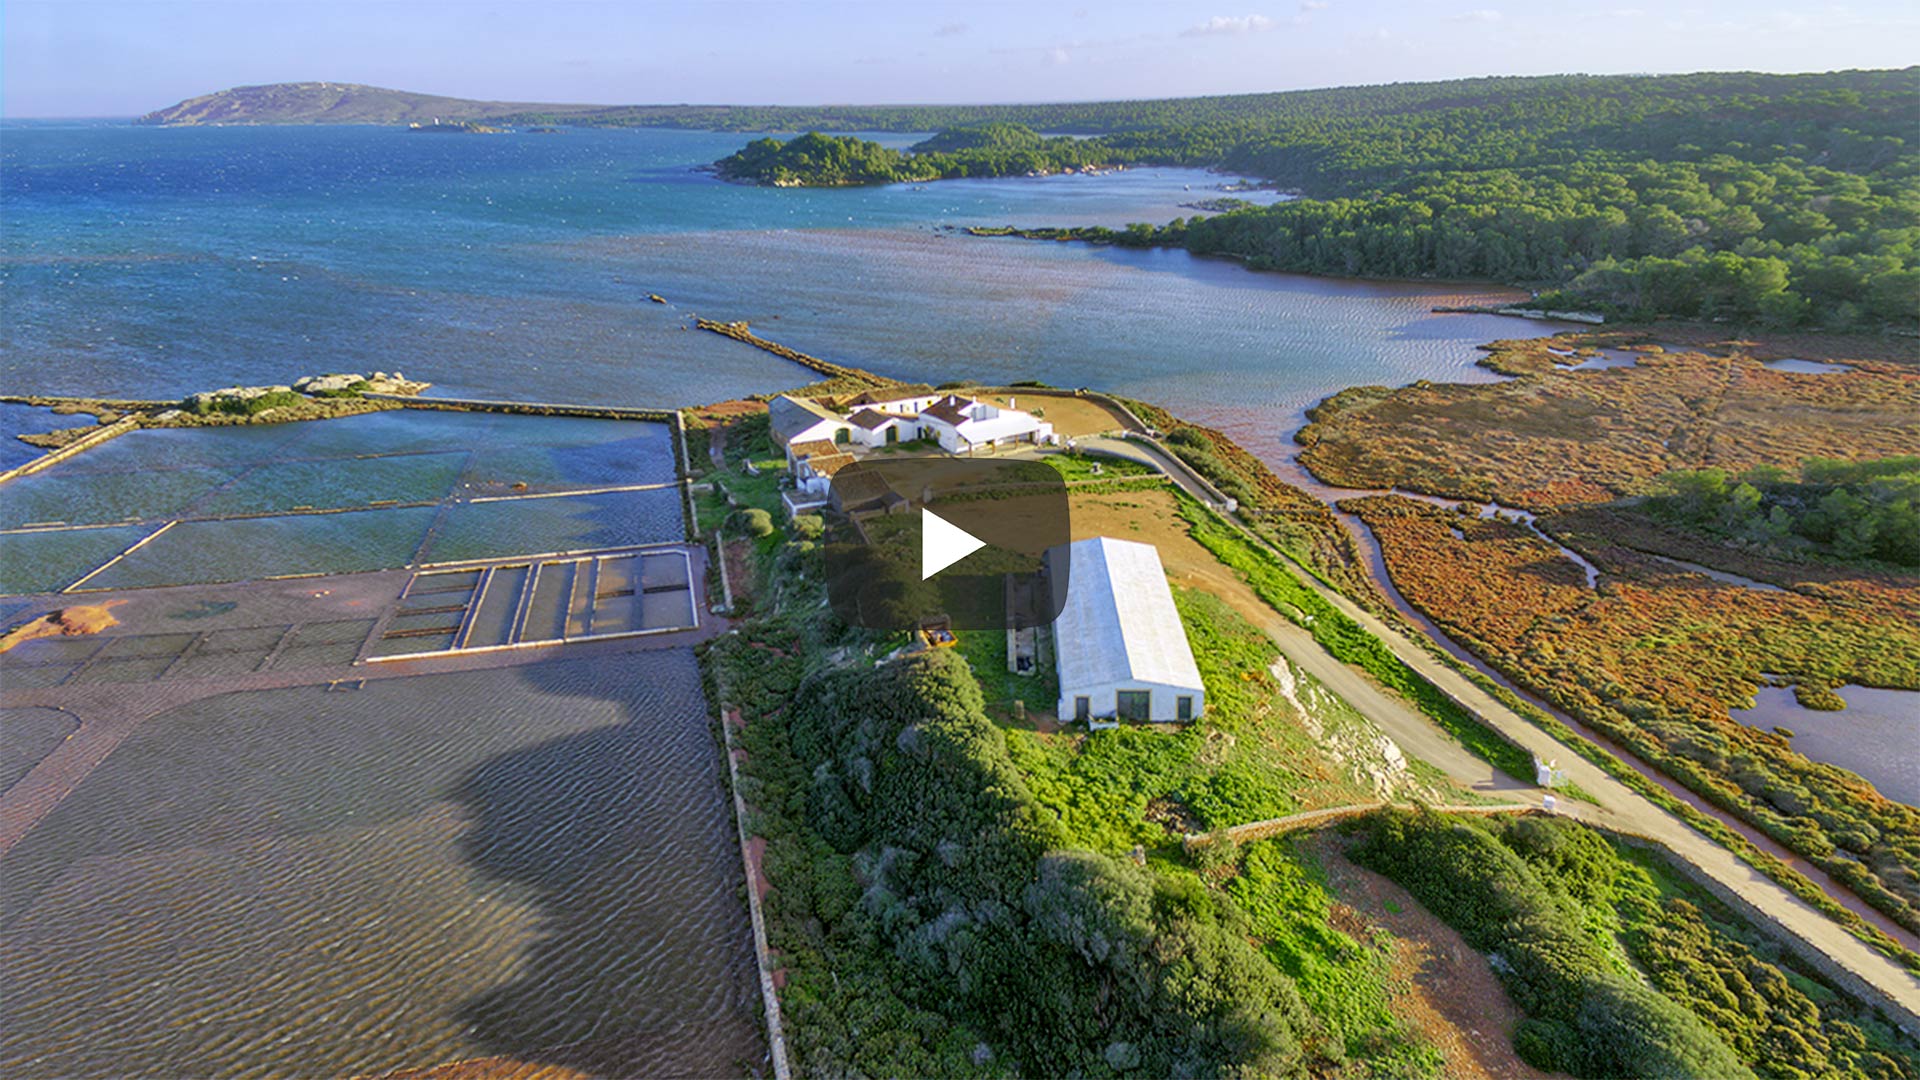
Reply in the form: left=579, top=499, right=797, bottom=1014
left=713, top=128, right=1116, bottom=185
left=704, top=67, right=1919, bottom=329
left=1646, top=456, right=1920, bottom=567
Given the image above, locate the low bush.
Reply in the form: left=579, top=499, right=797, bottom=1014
left=785, top=650, right=1332, bottom=1075
left=729, top=506, right=774, bottom=537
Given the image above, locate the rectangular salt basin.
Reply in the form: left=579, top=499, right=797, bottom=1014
left=0, top=465, right=238, bottom=529
left=11, top=411, right=675, bottom=529
left=188, top=451, right=469, bottom=518
left=419, top=487, right=684, bottom=565
left=406, top=568, right=482, bottom=596
left=642, top=587, right=698, bottom=632
left=80, top=507, right=437, bottom=590
left=43, top=423, right=310, bottom=476
left=458, top=429, right=677, bottom=495
left=464, top=565, right=531, bottom=649
left=0, top=525, right=157, bottom=596
left=522, top=562, right=576, bottom=643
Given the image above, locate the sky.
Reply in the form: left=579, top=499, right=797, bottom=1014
left=4, top=0, right=1916, bottom=117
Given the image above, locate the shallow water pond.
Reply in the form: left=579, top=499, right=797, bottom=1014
left=1735, top=684, right=1920, bottom=807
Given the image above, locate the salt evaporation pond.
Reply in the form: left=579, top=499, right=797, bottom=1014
left=0, top=652, right=762, bottom=1079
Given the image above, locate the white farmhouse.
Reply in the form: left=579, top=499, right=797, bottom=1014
left=1050, top=536, right=1204, bottom=727
left=845, top=407, right=911, bottom=448
left=770, top=395, right=849, bottom=463
left=917, top=394, right=1055, bottom=454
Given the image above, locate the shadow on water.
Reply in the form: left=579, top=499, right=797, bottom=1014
left=449, top=655, right=766, bottom=1078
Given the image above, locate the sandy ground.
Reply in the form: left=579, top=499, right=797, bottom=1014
left=979, top=392, right=1129, bottom=437
left=0, top=600, right=125, bottom=654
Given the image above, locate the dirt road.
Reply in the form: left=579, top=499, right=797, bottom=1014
left=1067, top=444, right=1920, bottom=1029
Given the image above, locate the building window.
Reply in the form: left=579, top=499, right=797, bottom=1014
left=834, top=428, right=850, bottom=444
left=1116, top=690, right=1150, bottom=722
left=1177, top=696, right=1193, bottom=721
left=1074, top=696, right=1091, bottom=722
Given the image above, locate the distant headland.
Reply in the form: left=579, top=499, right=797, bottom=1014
left=133, top=82, right=606, bottom=127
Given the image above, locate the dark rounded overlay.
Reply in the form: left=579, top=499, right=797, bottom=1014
left=823, top=456, right=1071, bottom=632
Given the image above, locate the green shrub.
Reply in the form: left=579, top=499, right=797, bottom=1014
left=1353, top=809, right=1753, bottom=1079
left=730, top=506, right=775, bottom=537
left=783, top=650, right=1330, bottom=1075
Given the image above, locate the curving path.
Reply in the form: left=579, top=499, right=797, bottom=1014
left=1069, top=431, right=1920, bottom=1030
left=1255, top=512, right=1920, bottom=1029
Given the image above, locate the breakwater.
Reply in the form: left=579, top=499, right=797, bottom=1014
left=1431, top=303, right=1605, bottom=324
left=0, top=416, right=138, bottom=486
left=364, top=394, right=680, bottom=422
left=694, top=319, right=892, bottom=386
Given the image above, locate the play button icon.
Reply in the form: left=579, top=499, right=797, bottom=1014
left=822, top=455, right=1071, bottom=631
left=921, top=508, right=986, bottom=579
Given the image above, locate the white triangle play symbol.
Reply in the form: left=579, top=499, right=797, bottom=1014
left=922, top=508, right=987, bottom=580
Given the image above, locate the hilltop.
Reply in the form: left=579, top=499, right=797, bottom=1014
left=133, top=81, right=605, bottom=126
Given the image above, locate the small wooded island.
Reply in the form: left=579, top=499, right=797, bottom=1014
left=711, top=124, right=1123, bottom=186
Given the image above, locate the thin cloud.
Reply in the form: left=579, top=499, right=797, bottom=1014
left=1300, top=1, right=1330, bottom=9
left=1046, top=46, right=1072, bottom=65
left=1182, top=14, right=1277, bottom=37
left=1448, top=8, right=1503, bottom=22
left=934, top=21, right=969, bottom=37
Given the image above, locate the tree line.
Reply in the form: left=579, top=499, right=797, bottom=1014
left=697, top=67, right=1917, bottom=330
left=1645, top=456, right=1920, bottom=568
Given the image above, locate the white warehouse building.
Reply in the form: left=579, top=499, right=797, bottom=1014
left=1050, top=536, right=1205, bottom=727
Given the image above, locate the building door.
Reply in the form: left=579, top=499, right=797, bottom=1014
left=886, top=426, right=898, bottom=444
left=1074, top=696, right=1091, bottom=722
left=1116, top=690, right=1150, bottom=722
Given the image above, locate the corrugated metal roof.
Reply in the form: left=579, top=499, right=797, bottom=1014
left=1052, top=536, right=1203, bottom=693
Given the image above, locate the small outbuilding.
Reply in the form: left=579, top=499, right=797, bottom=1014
left=770, top=394, right=850, bottom=456
left=1050, top=536, right=1204, bottom=727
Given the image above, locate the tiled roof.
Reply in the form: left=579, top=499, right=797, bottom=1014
left=920, top=395, right=973, bottom=426
left=832, top=469, right=893, bottom=507
left=788, top=439, right=839, bottom=460
left=847, top=408, right=896, bottom=430
left=805, top=452, right=856, bottom=477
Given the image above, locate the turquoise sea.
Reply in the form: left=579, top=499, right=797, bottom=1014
left=2, top=121, right=1553, bottom=473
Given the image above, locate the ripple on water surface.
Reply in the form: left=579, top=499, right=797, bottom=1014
left=0, top=651, right=762, bottom=1079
